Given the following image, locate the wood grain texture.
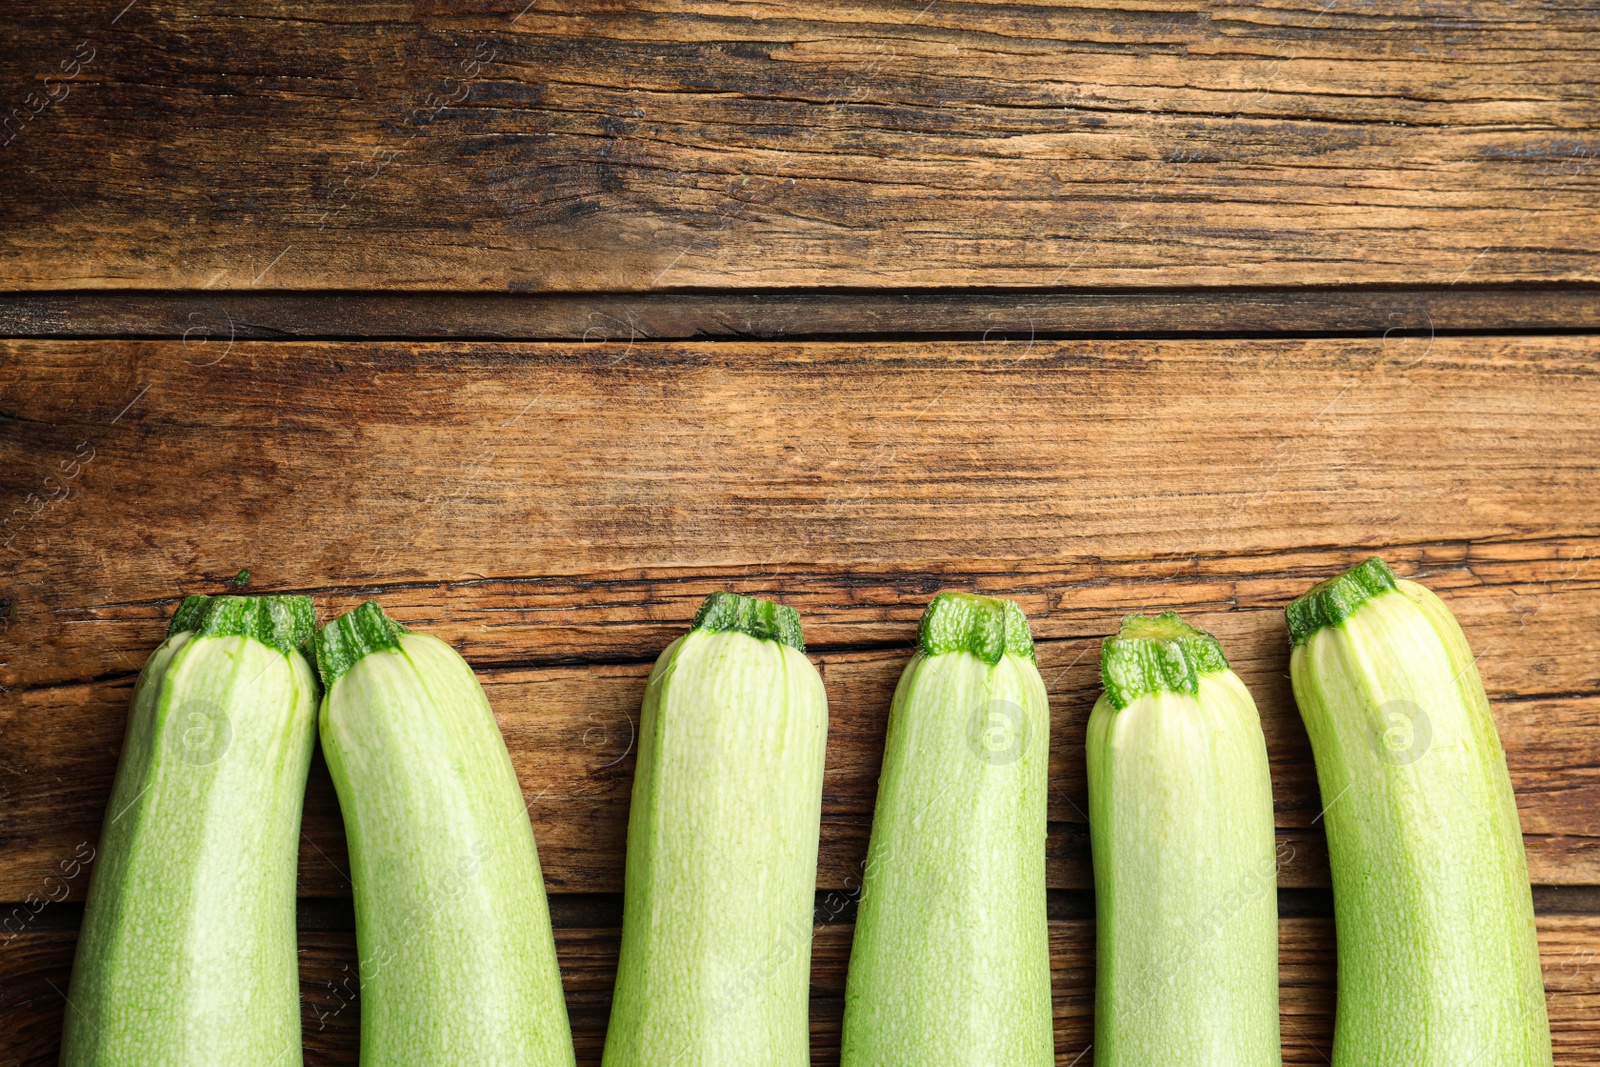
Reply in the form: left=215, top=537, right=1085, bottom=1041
left=5, top=287, right=1600, bottom=341
left=3, top=917, right=1599, bottom=1065
left=1, top=336, right=1596, bottom=899
left=3, top=336, right=1599, bottom=616
left=1, top=2, right=1598, bottom=291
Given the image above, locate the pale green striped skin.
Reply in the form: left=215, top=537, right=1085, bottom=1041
left=603, top=613, right=829, bottom=1067
left=840, top=593, right=1053, bottom=1067
left=1087, top=612, right=1281, bottom=1067
left=1290, top=563, right=1550, bottom=1066
left=63, top=614, right=317, bottom=1066
left=320, top=622, right=575, bottom=1067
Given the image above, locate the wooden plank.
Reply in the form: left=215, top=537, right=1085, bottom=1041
left=5, top=336, right=1598, bottom=680
left=2, top=3, right=1598, bottom=291
left=1, top=336, right=1596, bottom=895
left=4, top=288, right=1600, bottom=341
left=3, top=336, right=1598, bottom=632
left=4, top=917, right=1599, bottom=1065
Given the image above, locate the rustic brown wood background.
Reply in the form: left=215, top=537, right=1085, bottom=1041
left=1, top=2, right=1598, bottom=1065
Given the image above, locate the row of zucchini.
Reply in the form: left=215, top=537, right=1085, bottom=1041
left=58, top=558, right=1549, bottom=1066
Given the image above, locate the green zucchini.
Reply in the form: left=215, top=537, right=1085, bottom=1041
left=1288, top=558, right=1550, bottom=1065
left=62, top=594, right=319, bottom=1067
left=840, top=592, right=1053, bottom=1067
left=313, top=600, right=574, bottom=1066
left=602, top=592, right=828, bottom=1067
left=1087, top=611, right=1280, bottom=1066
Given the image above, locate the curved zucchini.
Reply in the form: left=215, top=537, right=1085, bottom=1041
left=313, top=600, right=574, bottom=1066
left=840, top=592, right=1053, bottom=1067
left=603, top=592, right=828, bottom=1067
left=62, top=594, right=319, bottom=1067
left=1087, top=611, right=1280, bottom=1066
left=1288, top=558, right=1550, bottom=1065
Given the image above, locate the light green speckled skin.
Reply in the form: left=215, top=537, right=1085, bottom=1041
left=840, top=644, right=1054, bottom=1067
left=1087, top=670, right=1281, bottom=1066
left=62, top=629, right=318, bottom=1067
left=1291, top=580, right=1551, bottom=1066
left=321, top=632, right=575, bottom=1067
left=603, top=629, right=829, bottom=1067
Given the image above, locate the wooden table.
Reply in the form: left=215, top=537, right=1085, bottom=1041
left=2, top=3, right=1597, bottom=1064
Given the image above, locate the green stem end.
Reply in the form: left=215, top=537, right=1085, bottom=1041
left=1100, top=610, right=1229, bottom=710
left=917, top=591, right=1035, bottom=665
left=310, top=600, right=409, bottom=688
left=691, top=592, right=805, bottom=652
left=1285, top=557, right=1398, bottom=647
left=168, top=594, right=317, bottom=659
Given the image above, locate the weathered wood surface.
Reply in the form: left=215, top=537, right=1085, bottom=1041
left=1, top=336, right=1597, bottom=901
left=2, top=2, right=1599, bottom=291
left=3, top=917, right=1598, bottom=1065
left=4, top=287, right=1600, bottom=340
left=4, top=336, right=1599, bottom=632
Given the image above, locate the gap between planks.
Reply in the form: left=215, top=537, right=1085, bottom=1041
left=2, top=286, right=1599, bottom=342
